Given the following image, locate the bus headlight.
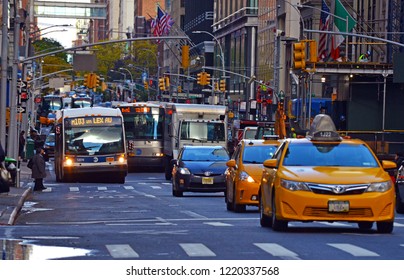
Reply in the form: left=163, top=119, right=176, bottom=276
left=118, top=154, right=126, bottom=163
left=65, top=157, right=73, bottom=166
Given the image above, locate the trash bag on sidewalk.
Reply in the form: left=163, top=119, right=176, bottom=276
left=0, top=163, right=12, bottom=193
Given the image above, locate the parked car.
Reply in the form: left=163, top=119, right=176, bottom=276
left=225, top=139, right=280, bottom=212
left=43, top=132, right=55, bottom=161
left=171, top=145, right=230, bottom=197
left=259, top=114, right=396, bottom=233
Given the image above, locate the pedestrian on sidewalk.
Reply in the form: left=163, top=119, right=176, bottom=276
left=31, top=147, right=47, bottom=191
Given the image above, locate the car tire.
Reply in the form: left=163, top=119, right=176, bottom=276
left=172, top=189, right=183, bottom=197
left=271, top=194, right=288, bottom=231
left=357, top=222, right=373, bottom=230
left=259, top=194, right=272, bottom=227
left=376, top=221, right=394, bottom=234
left=232, top=185, right=246, bottom=213
left=172, top=180, right=183, bottom=197
left=396, top=190, right=404, bottom=214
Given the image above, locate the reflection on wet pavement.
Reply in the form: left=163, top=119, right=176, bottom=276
left=1, top=239, right=93, bottom=260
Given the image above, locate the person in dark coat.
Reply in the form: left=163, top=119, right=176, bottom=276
left=0, top=142, right=5, bottom=163
left=31, top=147, right=47, bottom=191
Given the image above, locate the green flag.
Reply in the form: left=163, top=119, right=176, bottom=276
left=334, top=0, right=356, bottom=33
left=332, top=0, right=357, bottom=59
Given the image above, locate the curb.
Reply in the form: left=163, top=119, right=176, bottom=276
left=5, top=187, right=32, bottom=225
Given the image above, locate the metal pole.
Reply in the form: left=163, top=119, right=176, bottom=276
left=0, top=0, right=9, bottom=147
left=7, top=14, right=21, bottom=160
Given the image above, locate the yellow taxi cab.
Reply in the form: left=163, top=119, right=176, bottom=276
left=225, top=138, right=280, bottom=212
left=259, top=114, right=396, bottom=233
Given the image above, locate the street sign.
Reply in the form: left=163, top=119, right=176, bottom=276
left=17, top=106, right=26, bottom=113
left=142, top=72, right=147, bottom=82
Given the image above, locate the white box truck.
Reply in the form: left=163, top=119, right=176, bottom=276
left=163, top=103, right=228, bottom=179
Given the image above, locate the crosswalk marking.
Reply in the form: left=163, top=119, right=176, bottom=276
left=98, top=186, right=107, bottom=191
left=394, top=222, right=404, bottom=227
left=327, top=243, right=379, bottom=257
left=180, top=243, right=216, bottom=257
left=69, top=187, right=79, bottom=192
left=124, top=186, right=134, bottom=190
left=254, top=243, right=300, bottom=260
left=105, top=244, right=139, bottom=258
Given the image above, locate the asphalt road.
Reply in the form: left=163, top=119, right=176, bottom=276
left=1, top=166, right=404, bottom=260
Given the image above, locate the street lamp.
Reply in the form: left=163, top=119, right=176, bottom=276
left=119, top=67, right=134, bottom=100
left=138, top=48, right=160, bottom=99
left=109, top=70, right=127, bottom=101
left=192, top=30, right=225, bottom=78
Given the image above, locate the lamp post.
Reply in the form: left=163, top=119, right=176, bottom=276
left=110, top=70, right=127, bottom=101
left=193, top=30, right=225, bottom=105
left=139, top=48, right=160, bottom=99
left=119, top=67, right=134, bottom=101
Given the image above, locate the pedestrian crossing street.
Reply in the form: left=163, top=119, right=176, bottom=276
left=103, top=242, right=404, bottom=259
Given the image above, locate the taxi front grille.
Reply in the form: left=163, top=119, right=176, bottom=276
left=303, top=207, right=373, bottom=217
left=307, top=183, right=369, bottom=195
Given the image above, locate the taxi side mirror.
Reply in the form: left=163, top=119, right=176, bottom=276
left=263, top=158, right=278, bottom=168
left=381, top=160, right=397, bottom=170
left=226, top=159, right=237, bottom=168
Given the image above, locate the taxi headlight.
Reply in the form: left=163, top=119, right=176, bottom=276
left=366, top=181, right=392, bottom=192
left=280, top=179, right=311, bottom=191
left=179, top=167, right=190, bottom=175
left=240, top=171, right=255, bottom=183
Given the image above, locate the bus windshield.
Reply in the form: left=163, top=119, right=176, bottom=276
left=64, top=118, right=124, bottom=155
left=180, top=121, right=226, bottom=142
left=123, top=107, right=163, bottom=140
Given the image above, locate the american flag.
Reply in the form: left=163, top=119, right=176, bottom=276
left=318, top=0, right=330, bottom=61
left=151, top=6, right=174, bottom=37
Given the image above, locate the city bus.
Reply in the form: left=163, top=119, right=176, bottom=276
left=54, top=107, right=127, bottom=183
left=117, top=102, right=165, bottom=171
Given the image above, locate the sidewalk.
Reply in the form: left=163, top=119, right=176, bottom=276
left=0, top=161, right=33, bottom=225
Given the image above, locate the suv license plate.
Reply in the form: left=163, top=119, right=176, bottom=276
left=328, top=201, right=349, bottom=212
left=202, top=177, right=213, bottom=184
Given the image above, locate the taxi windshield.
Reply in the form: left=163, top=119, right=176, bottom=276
left=282, top=143, right=379, bottom=167
left=243, top=145, right=278, bottom=164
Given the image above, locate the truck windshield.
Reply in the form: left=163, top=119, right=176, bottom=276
left=180, top=121, right=225, bottom=142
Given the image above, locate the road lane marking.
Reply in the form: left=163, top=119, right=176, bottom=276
left=327, top=243, right=379, bottom=257
left=254, top=243, right=300, bottom=260
left=204, top=222, right=233, bottom=227
left=150, top=185, right=162, bottom=189
left=394, top=222, right=404, bottom=227
left=180, top=243, right=216, bottom=257
left=105, top=244, right=139, bottom=258
left=69, top=187, right=79, bottom=192
left=180, top=211, right=208, bottom=219
left=98, top=186, right=108, bottom=191
left=124, top=186, right=134, bottom=190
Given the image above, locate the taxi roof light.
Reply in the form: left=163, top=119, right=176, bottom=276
left=307, top=114, right=342, bottom=141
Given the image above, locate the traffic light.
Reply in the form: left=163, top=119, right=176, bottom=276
left=293, top=42, right=306, bottom=69
left=214, top=82, right=219, bottom=91
left=181, top=45, right=190, bottom=68
left=197, top=72, right=202, bottom=85
left=165, top=77, right=170, bottom=89
left=93, top=75, right=100, bottom=89
left=101, top=82, right=107, bottom=91
left=178, top=86, right=182, bottom=93
left=159, top=78, right=166, bottom=91
left=308, top=40, right=318, bottom=63
left=220, top=79, right=226, bottom=92
left=200, top=71, right=207, bottom=85
left=83, top=73, right=89, bottom=87
left=144, top=81, right=149, bottom=90
left=205, top=73, right=211, bottom=85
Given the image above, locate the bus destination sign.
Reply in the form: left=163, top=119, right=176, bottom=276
left=66, top=116, right=122, bottom=127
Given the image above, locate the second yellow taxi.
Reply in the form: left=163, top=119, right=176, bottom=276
left=259, top=114, right=396, bottom=233
left=225, top=139, right=279, bottom=212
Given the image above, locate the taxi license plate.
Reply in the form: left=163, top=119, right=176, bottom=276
left=106, top=157, right=114, bottom=162
left=202, top=177, right=213, bottom=184
left=328, top=201, right=349, bottom=212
